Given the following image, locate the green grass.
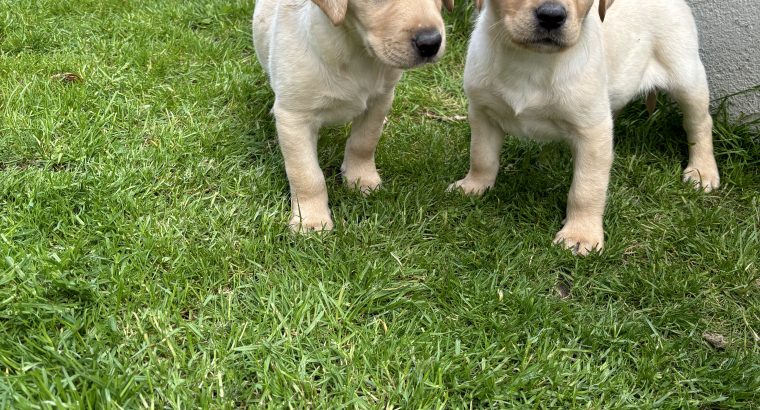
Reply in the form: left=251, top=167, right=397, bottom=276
left=1, top=1, right=759, bottom=408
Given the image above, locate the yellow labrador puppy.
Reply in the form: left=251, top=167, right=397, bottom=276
left=253, top=0, right=453, bottom=232
left=451, top=0, right=719, bottom=254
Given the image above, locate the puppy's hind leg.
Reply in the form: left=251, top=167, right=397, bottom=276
left=668, top=65, right=720, bottom=192
left=342, top=88, right=396, bottom=194
left=274, top=104, right=333, bottom=232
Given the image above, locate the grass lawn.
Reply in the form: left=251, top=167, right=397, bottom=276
left=1, top=0, right=759, bottom=407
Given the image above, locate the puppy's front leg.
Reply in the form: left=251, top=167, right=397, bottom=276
left=341, top=88, right=396, bottom=194
left=554, top=122, right=614, bottom=255
left=274, top=104, right=333, bottom=232
left=448, top=105, right=504, bottom=195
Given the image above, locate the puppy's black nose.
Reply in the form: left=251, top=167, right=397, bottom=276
left=535, top=3, right=567, bottom=30
left=413, top=29, right=442, bottom=58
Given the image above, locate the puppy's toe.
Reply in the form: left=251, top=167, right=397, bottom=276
left=553, top=227, right=603, bottom=256
left=447, top=177, right=491, bottom=196
left=344, top=171, right=382, bottom=195
left=342, top=161, right=382, bottom=195
left=683, top=165, right=720, bottom=192
left=289, top=213, right=334, bottom=233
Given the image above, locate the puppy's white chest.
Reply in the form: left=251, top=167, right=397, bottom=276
left=317, top=65, right=393, bottom=126
left=319, top=94, right=370, bottom=125
left=480, top=85, right=568, bottom=141
left=499, top=85, right=540, bottom=117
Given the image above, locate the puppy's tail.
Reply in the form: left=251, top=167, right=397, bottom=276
left=645, top=91, right=658, bottom=116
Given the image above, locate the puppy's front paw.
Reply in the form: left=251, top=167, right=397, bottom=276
left=683, top=162, right=720, bottom=192
left=343, top=167, right=382, bottom=195
left=553, top=224, right=604, bottom=256
left=289, top=209, right=334, bottom=233
left=447, top=177, right=492, bottom=196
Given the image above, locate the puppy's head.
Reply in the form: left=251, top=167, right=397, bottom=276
left=478, top=0, right=612, bottom=53
left=312, top=0, right=453, bottom=68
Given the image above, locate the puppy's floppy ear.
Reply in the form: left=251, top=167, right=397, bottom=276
left=598, top=0, right=615, bottom=22
left=443, top=0, right=455, bottom=12
left=312, top=0, right=348, bottom=25
left=474, top=0, right=483, bottom=10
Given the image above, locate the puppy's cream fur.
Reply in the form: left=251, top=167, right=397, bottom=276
left=452, top=0, right=719, bottom=254
left=253, top=0, right=452, bottom=232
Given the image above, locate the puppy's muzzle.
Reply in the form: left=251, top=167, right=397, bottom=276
left=413, top=29, right=443, bottom=59
left=535, top=2, right=567, bottom=31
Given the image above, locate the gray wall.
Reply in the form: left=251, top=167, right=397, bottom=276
left=687, top=0, right=759, bottom=119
